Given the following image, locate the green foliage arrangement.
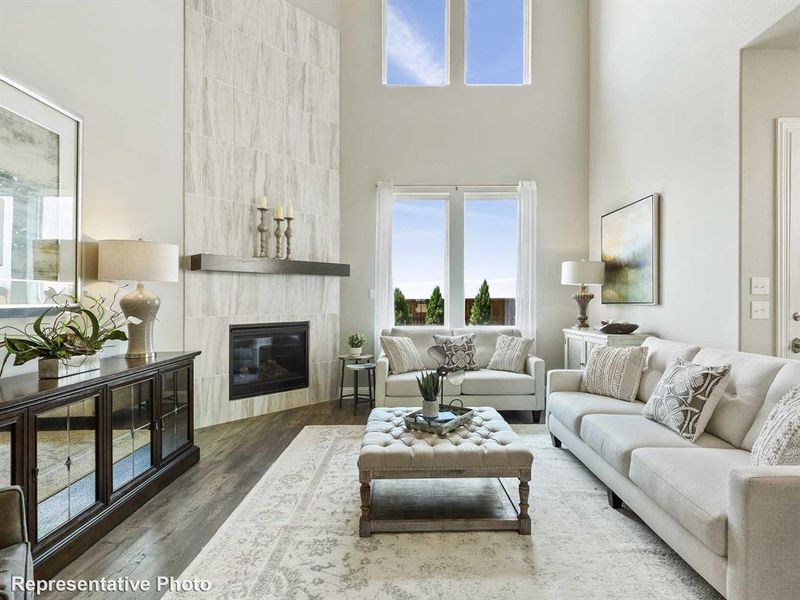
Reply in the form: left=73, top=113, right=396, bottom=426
left=415, top=370, right=440, bottom=403
left=348, top=332, right=366, bottom=348
left=0, top=290, right=134, bottom=375
left=394, top=287, right=411, bottom=325
left=425, top=286, right=445, bottom=325
left=469, top=279, right=492, bottom=325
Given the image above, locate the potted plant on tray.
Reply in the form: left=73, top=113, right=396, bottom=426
left=0, top=289, right=138, bottom=379
left=416, top=370, right=440, bottom=418
left=347, top=332, right=366, bottom=356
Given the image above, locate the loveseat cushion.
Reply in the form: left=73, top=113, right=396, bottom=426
left=580, top=414, right=733, bottom=475
left=696, top=347, right=787, bottom=448
left=629, top=448, right=751, bottom=556
left=637, top=337, right=701, bottom=403
left=382, top=327, right=452, bottom=369
left=461, top=369, right=534, bottom=395
left=452, top=327, right=520, bottom=368
left=386, top=371, right=460, bottom=397
left=0, top=543, right=31, bottom=592
left=547, top=391, right=644, bottom=435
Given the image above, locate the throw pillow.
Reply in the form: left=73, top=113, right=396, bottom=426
left=642, top=358, right=731, bottom=441
left=432, top=333, right=479, bottom=371
left=581, top=345, right=648, bottom=402
left=487, top=334, right=533, bottom=374
left=751, top=385, right=800, bottom=466
left=380, top=336, right=424, bottom=375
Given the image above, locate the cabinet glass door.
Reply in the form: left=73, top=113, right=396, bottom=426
left=161, top=367, right=190, bottom=460
left=36, top=395, right=98, bottom=539
left=111, top=379, right=153, bottom=491
left=0, top=421, right=14, bottom=487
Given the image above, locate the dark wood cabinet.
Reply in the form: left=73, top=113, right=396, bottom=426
left=0, top=351, right=200, bottom=578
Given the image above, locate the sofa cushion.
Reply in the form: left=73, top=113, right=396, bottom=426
left=582, top=345, right=648, bottom=402
left=461, top=369, right=534, bottom=395
left=695, top=347, right=787, bottom=448
left=547, top=391, right=644, bottom=435
left=383, top=327, right=452, bottom=369
left=0, top=542, right=31, bottom=583
left=630, top=448, right=751, bottom=556
left=637, top=337, right=701, bottom=403
left=432, top=333, right=479, bottom=371
left=751, top=385, right=800, bottom=466
left=580, top=414, right=733, bottom=475
left=453, top=327, right=520, bottom=368
left=386, top=371, right=460, bottom=397
left=380, top=336, right=425, bottom=374
left=742, top=361, right=800, bottom=451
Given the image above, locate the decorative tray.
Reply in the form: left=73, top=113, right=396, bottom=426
left=404, top=402, right=474, bottom=435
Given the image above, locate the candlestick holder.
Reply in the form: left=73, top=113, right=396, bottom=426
left=273, top=217, right=285, bottom=259
left=284, top=217, right=294, bottom=260
left=256, top=207, right=269, bottom=258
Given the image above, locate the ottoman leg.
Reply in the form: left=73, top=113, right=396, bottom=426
left=518, top=479, right=531, bottom=535
left=359, top=476, right=372, bottom=537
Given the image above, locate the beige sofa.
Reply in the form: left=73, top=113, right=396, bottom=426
left=546, top=336, right=800, bottom=600
left=376, top=327, right=546, bottom=420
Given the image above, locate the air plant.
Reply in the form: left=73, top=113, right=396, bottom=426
left=0, top=288, right=139, bottom=374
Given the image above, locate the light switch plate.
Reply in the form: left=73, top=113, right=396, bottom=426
left=751, top=277, right=770, bottom=295
left=751, top=301, right=770, bottom=320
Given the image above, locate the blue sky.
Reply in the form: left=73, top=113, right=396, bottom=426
left=392, top=198, right=517, bottom=301
left=385, top=0, right=525, bottom=85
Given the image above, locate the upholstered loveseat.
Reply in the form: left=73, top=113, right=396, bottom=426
left=546, top=336, right=800, bottom=600
left=375, top=327, right=545, bottom=420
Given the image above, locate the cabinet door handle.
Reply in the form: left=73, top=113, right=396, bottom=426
left=792, top=338, right=800, bottom=354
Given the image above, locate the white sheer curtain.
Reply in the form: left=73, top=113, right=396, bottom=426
left=374, top=181, right=394, bottom=353
left=516, top=181, right=537, bottom=351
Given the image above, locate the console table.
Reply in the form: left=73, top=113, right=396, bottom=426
left=0, top=351, right=200, bottom=578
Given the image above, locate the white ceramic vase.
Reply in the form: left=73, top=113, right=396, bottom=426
left=422, top=399, right=439, bottom=418
left=349, top=347, right=362, bottom=356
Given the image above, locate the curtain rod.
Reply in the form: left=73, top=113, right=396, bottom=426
left=376, top=183, right=519, bottom=189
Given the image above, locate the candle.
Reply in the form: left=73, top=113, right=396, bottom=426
left=285, top=206, right=293, bottom=219
left=256, top=196, right=268, bottom=209
left=274, top=206, right=284, bottom=219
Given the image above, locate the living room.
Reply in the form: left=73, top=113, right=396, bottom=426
left=0, top=0, right=799, bottom=598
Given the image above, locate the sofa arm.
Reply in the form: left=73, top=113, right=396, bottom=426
left=375, top=356, right=389, bottom=407
left=546, top=369, right=583, bottom=395
left=0, top=487, right=27, bottom=549
left=727, top=466, right=800, bottom=600
left=525, top=356, right=545, bottom=410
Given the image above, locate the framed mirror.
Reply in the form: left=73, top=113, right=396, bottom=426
left=0, top=74, right=80, bottom=316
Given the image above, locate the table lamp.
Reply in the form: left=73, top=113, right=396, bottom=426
left=561, top=260, right=605, bottom=329
left=98, top=239, right=179, bottom=358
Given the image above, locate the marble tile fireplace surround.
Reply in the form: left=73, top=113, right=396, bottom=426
left=184, top=0, right=340, bottom=428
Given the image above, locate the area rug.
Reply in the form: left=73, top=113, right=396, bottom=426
left=163, top=425, right=722, bottom=600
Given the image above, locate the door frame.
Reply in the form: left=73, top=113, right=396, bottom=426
left=776, top=118, right=800, bottom=358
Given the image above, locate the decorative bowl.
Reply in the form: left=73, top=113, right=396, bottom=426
left=598, top=322, right=639, bottom=334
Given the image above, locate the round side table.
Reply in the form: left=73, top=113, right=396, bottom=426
left=346, top=363, right=376, bottom=415
left=338, top=353, right=374, bottom=409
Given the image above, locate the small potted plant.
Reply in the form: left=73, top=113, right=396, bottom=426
left=0, top=289, right=138, bottom=379
left=348, top=332, right=366, bottom=356
left=416, top=370, right=440, bottom=418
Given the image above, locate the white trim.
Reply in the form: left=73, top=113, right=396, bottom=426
left=776, top=118, right=800, bottom=358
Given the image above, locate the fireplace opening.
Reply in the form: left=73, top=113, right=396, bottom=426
left=229, top=321, right=309, bottom=400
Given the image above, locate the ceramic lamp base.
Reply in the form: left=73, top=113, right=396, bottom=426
left=120, top=282, right=160, bottom=359
left=572, top=284, right=594, bottom=329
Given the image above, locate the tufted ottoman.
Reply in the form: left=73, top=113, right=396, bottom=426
left=357, top=407, right=534, bottom=536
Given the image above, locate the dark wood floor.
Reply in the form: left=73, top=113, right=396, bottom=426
left=42, top=401, right=535, bottom=599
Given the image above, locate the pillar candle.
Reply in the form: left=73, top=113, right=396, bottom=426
left=285, top=206, right=293, bottom=218
left=256, top=196, right=268, bottom=209
left=274, top=206, right=284, bottom=219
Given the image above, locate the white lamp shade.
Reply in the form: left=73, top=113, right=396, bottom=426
left=98, top=239, right=179, bottom=283
left=561, top=260, right=605, bottom=286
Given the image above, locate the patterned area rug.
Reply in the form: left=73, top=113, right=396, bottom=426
left=164, top=425, right=722, bottom=600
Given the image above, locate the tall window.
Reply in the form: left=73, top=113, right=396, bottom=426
left=390, top=187, right=518, bottom=327
left=383, top=0, right=449, bottom=86
left=465, top=0, right=530, bottom=85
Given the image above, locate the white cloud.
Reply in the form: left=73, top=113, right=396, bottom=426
left=386, top=3, right=445, bottom=85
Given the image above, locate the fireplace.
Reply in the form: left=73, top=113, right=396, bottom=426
left=229, top=322, right=309, bottom=400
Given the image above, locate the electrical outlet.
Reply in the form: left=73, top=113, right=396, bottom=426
left=751, top=277, right=770, bottom=295
left=751, top=301, right=770, bottom=320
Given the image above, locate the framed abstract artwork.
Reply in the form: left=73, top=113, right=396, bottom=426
left=601, top=194, right=660, bottom=305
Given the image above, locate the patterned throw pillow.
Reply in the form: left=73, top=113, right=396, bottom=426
left=642, top=358, right=731, bottom=441
left=752, top=385, right=800, bottom=466
left=432, top=334, right=479, bottom=371
left=380, top=336, right=424, bottom=375
left=487, top=334, right=533, bottom=374
left=581, top=345, right=648, bottom=402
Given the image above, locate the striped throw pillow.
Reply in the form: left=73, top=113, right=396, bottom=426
left=487, top=334, right=533, bottom=374
left=752, top=385, right=800, bottom=466
left=581, top=345, right=648, bottom=402
left=380, top=336, right=424, bottom=375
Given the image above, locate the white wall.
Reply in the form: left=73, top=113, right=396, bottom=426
left=740, top=48, right=800, bottom=355
left=0, top=0, right=184, bottom=375
left=339, top=0, right=589, bottom=372
left=589, top=0, right=799, bottom=349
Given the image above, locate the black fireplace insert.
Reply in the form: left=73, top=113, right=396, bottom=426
left=229, top=322, right=309, bottom=400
